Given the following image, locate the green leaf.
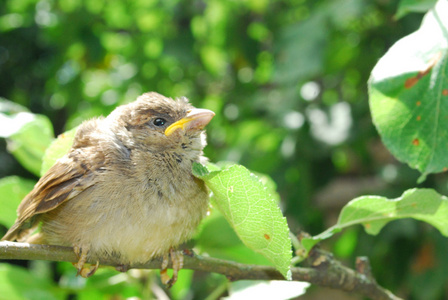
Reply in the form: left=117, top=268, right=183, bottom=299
left=395, top=0, right=437, bottom=19
left=302, top=188, right=448, bottom=252
left=193, top=163, right=292, bottom=279
left=0, top=176, right=35, bottom=228
left=369, top=0, right=448, bottom=177
left=195, top=207, right=273, bottom=266
left=1, top=112, right=54, bottom=176
left=0, top=264, right=65, bottom=300
left=41, top=127, right=77, bottom=175
left=0, top=98, right=29, bottom=114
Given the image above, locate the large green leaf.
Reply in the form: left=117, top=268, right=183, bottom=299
left=302, top=188, right=448, bottom=252
left=369, top=0, right=448, bottom=178
left=193, top=163, right=292, bottom=280
left=195, top=207, right=274, bottom=266
left=0, top=112, right=54, bottom=176
left=0, top=176, right=35, bottom=228
left=0, top=98, right=29, bottom=114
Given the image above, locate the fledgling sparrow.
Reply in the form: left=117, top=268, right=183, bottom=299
left=1, top=92, right=215, bottom=285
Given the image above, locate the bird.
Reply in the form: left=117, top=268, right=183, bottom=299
left=1, top=92, right=215, bottom=285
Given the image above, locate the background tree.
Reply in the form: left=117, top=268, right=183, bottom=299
left=1, top=0, right=447, bottom=299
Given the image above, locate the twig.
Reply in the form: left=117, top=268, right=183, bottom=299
left=0, top=241, right=402, bottom=300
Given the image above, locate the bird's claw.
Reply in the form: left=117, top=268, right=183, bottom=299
left=73, top=245, right=99, bottom=278
left=78, top=261, right=99, bottom=277
left=160, top=248, right=184, bottom=287
left=115, top=264, right=129, bottom=273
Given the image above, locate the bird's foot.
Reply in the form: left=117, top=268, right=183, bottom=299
left=73, top=245, right=99, bottom=278
left=182, top=248, right=195, bottom=257
left=116, top=264, right=129, bottom=273
left=160, top=247, right=184, bottom=288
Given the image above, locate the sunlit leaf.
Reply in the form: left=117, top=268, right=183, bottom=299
left=369, top=0, right=448, bottom=178
left=302, top=188, right=448, bottom=252
left=395, top=0, right=437, bottom=19
left=0, top=98, right=28, bottom=114
left=193, top=163, right=292, bottom=279
left=195, top=207, right=273, bottom=266
left=1, top=112, right=54, bottom=176
left=0, top=176, right=35, bottom=228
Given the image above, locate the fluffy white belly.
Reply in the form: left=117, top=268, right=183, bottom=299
left=40, top=176, right=208, bottom=264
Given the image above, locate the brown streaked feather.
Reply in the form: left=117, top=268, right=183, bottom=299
left=1, top=157, right=95, bottom=242
left=1, top=122, right=105, bottom=242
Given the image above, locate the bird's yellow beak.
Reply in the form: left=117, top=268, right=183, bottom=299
left=165, top=108, right=215, bottom=136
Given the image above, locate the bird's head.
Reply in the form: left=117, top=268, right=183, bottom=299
left=108, top=92, right=215, bottom=154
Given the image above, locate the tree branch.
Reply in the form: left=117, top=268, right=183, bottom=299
left=0, top=241, right=401, bottom=300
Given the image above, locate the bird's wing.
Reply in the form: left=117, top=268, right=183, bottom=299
left=1, top=121, right=107, bottom=242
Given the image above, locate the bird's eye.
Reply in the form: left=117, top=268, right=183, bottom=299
left=153, top=118, right=167, bottom=127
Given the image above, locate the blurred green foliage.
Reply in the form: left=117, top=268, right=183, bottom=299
left=1, top=0, right=447, bottom=299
